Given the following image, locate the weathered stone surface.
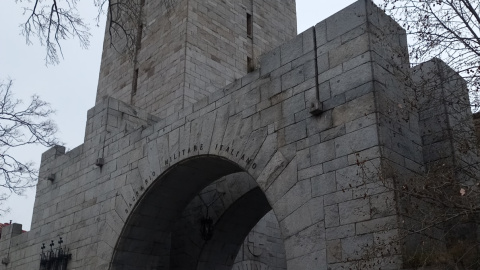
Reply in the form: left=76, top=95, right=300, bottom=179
left=341, top=234, right=374, bottom=260
left=311, top=171, right=336, bottom=197
left=5, top=1, right=477, bottom=270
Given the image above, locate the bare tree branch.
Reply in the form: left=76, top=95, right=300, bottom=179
left=16, top=0, right=174, bottom=65
left=380, top=0, right=480, bottom=108
left=0, top=79, right=59, bottom=205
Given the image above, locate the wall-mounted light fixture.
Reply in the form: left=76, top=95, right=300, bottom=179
left=200, top=216, right=214, bottom=241
left=199, top=192, right=225, bottom=241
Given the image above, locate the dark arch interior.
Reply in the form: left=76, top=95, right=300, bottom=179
left=196, top=187, right=271, bottom=270
left=110, top=156, right=284, bottom=270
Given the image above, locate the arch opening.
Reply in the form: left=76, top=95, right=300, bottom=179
left=110, top=156, right=286, bottom=270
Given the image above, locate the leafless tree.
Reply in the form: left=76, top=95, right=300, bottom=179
left=379, top=0, right=480, bottom=109
left=17, top=0, right=173, bottom=65
left=0, top=80, right=59, bottom=211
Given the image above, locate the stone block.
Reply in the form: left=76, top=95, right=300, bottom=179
left=314, top=21, right=327, bottom=47
left=324, top=204, right=340, bottom=228
left=324, top=189, right=352, bottom=206
left=323, top=157, right=348, bottom=173
left=311, top=171, right=336, bottom=197
left=338, top=198, right=371, bottom=225
left=326, top=0, right=367, bottom=41
left=296, top=147, right=311, bottom=170
left=370, top=191, right=397, bottom=218
left=355, top=216, right=398, bottom=235
left=284, top=223, right=325, bottom=260
left=334, top=125, right=379, bottom=157
left=265, top=157, right=298, bottom=204
left=281, top=34, right=304, bottom=65
left=260, top=103, right=282, bottom=128
left=341, top=234, right=375, bottom=261
left=298, top=163, right=324, bottom=180
left=279, top=202, right=313, bottom=237
left=282, top=93, right=306, bottom=116
left=335, top=164, right=364, bottom=191
left=302, top=27, right=315, bottom=53
left=316, top=53, right=329, bottom=74
left=329, top=33, right=370, bottom=68
left=286, top=249, right=327, bottom=270
left=293, top=78, right=316, bottom=96
left=318, top=64, right=342, bottom=84
left=307, top=196, right=325, bottom=224
left=326, top=239, right=342, bottom=263
left=310, top=139, right=336, bottom=165
left=326, top=224, right=355, bottom=240
left=330, top=63, right=373, bottom=97
left=274, top=180, right=311, bottom=221
left=302, top=59, right=317, bottom=81
left=282, top=66, right=305, bottom=91
left=343, top=51, right=371, bottom=73
left=345, top=113, right=376, bottom=134
left=322, top=93, right=346, bottom=111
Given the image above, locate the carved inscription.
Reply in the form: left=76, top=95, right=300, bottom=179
left=163, top=143, right=257, bottom=169
left=125, top=143, right=259, bottom=214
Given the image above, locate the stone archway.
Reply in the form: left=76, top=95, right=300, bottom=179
left=170, top=172, right=287, bottom=270
left=110, top=156, right=287, bottom=270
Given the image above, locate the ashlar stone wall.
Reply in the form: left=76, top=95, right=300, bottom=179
left=1, top=1, right=476, bottom=269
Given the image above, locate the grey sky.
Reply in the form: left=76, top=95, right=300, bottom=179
left=0, top=0, right=363, bottom=230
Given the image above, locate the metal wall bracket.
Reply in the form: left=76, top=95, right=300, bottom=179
left=309, top=100, right=323, bottom=116
left=47, top=174, right=55, bottom=182
left=95, top=158, right=105, bottom=167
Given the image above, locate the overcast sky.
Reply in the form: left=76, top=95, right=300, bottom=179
left=0, top=0, right=374, bottom=230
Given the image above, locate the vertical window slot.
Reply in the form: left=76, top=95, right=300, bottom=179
left=247, top=13, right=253, bottom=38
left=132, top=68, right=139, bottom=95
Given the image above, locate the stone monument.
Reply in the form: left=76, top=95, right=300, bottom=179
left=0, top=0, right=478, bottom=269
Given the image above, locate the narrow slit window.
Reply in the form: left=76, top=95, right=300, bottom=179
left=247, top=57, right=254, bottom=73
left=247, top=13, right=253, bottom=38
left=136, top=23, right=144, bottom=51
left=132, top=68, right=139, bottom=95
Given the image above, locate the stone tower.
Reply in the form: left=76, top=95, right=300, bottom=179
left=96, top=0, right=297, bottom=117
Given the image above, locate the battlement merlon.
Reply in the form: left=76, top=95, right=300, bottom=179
left=414, top=58, right=480, bottom=178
